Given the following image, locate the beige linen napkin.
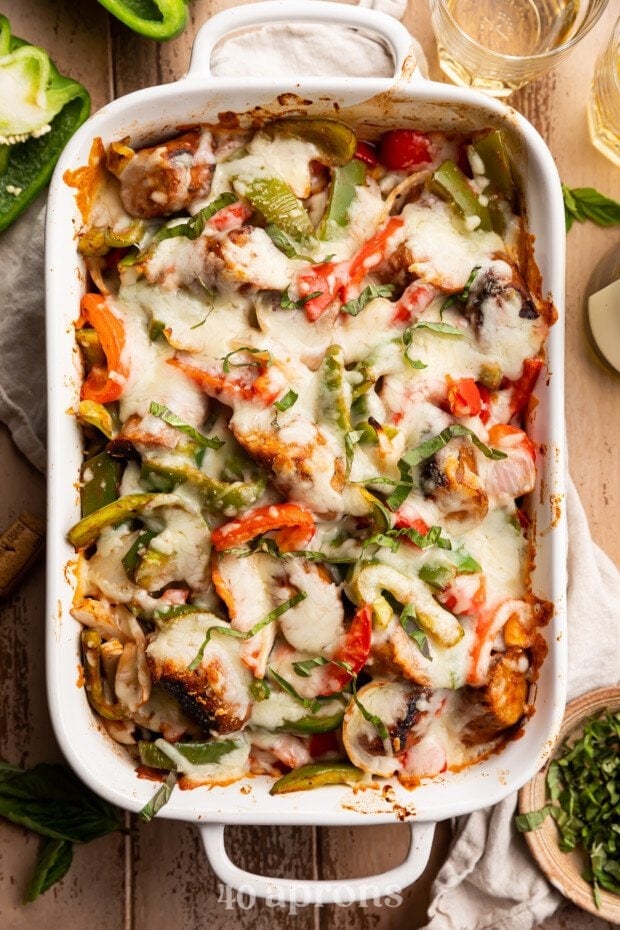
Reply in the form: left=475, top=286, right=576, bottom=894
left=0, top=4, right=618, bottom=928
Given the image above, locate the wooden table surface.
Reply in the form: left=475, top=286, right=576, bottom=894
left=0, top=1, right=618, bottom=928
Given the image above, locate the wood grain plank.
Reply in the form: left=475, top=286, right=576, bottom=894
left=317, top=821, right=452, bottom=929
left=0, top=427, right=127, bottom=930
left=132, top=821, right=315, bottom=929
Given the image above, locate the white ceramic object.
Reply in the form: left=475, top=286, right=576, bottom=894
left=45, top=0, right=568, bottom=906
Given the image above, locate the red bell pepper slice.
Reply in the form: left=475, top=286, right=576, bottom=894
left=79, top=293, right=128, bottom=404
left=297, top=216, right=404, bottom=322
left=208, top=201, right=253, bottom=232
left=211, top=503, right=316, bottom=553
left=447, top=378, right=482, bottom=417
left=354, top=141, right=379, bottom=167
left=378, top=130, right=432, bottom=171
left=315, top=604, right=372, bottom=697
left=506, top=357, right=542, bottom=416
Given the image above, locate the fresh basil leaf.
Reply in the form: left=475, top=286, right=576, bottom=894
left=399, top=606, right=432, bottom=660
left=292, top=657, right=330, bottom=677
left=514, top=805, right=554, bottom=832
left=562, top=184, right=620, bottom=231
left=386, top=424, right=506, bottom=511
left=24, top=837, right=73, bottom=903
left=189, top=592, right=307, bottom=671
left=406, top=321, right=465, bottom=337
left=274, top=389, right=298, bottom=412
left=268, top=668, right=322, bottom=714
left=280, top=288, right=323, bottom=310
left=440, top=265, right=481, bottom=316
left=265, top=224, right=314, bottom=260
left=222, top=346, right=272, bottom=373
left=341, top=284, right=395, bottom=317
left=148, top=192, right=238, bottom=251
left=149, top=402, right=224, bottom=451
left=350, top=678, right=389, bottom=742
left=0, top=762, right=122, bottom=843
left=139, top=771, right=176, bottom=823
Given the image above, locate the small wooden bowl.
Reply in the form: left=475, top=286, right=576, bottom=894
left=518, top=686, right=620, bottom=922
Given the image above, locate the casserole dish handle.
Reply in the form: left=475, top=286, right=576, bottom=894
left=186, top=0, right=422, bottom=81
left=200, top=821, right=436, bottom=904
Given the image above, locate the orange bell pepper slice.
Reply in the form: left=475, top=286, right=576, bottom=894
left=79, top=293, right=128, bottom=403
left=211, top=503, right=316, bottom=552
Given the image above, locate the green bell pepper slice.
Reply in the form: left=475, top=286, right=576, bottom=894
left=270, top=762, right=365, bottom=795
left=96, top=0, right=188, bottom=41
left=138, top=739, right=238, bottom=771
left=77, top=220, right=145, bottom=257
left=121, top=528, right=157, bottom=582
left=68, top=492, right=162, bottom=548
left=278, top=710, right=344, bottom=735
left=431, top=160, right=492, bottom=233
left=318, top=158, right=366, bottom=241
left=75, top=400, right=115, bottom=439
left=80, top=451, right=120, bottom=518
left=232, top=174, right=315, bottom=243
left=140, top=459, right=265, bottom=514
left=263, top=118, right=357, bottom=167
left=472, top=130, right=517, bottom=209
left=0, top=15, right=90, bottom=232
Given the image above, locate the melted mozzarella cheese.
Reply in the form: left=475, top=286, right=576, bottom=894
left=399, top=199, right=503, bottom=290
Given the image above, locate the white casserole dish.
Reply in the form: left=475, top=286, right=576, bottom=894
left=45, top=1, right=568, bottom=905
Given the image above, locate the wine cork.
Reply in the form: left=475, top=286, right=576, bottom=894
left=0, top=512, right=46, bottom=600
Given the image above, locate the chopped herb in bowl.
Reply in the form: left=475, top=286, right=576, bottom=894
left=516, top=710, right=620, bottom=909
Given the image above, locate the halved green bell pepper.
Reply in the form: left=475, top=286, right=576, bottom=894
left=0, top=15, right=90, bottom=232
left=270, top=762, right=365, bottom=795
left=96, top=0, right=188, bottom=41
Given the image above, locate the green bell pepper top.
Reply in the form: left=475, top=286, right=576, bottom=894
left=96, top=0, right=188, bottom=41
left=0, top=15, right=90, bottom=232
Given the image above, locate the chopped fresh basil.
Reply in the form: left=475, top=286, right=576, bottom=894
left=399, top=605, right=432, bottom=660
left=440, top=264, right=481, bottom=315
left=514, top=710, right=620, bottom=908
left=149, top=402, right=224, bottom=451
left=406, top=321, right=465, bottom=337
left=280, top=288, right=323, bottom=310
left=265, top=224, right=314, bottom=260
left=341, top=284, right=395, bottom=317
left=386, top=424, right=506, bottom=510
left=188, top=592, right=307, bottom=671
left=292, top=656, right=330, bottom=678
left=351, top=678, right=389, bottom=742
left=139, top=771, right=176, bottom=823
left=147, top=192, right=238, bottom=251
left=222, top=346, right=272, bottom=373
left=274, top=389, right=298, bottom=412
left=268, top=668, right=322, bottom=714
